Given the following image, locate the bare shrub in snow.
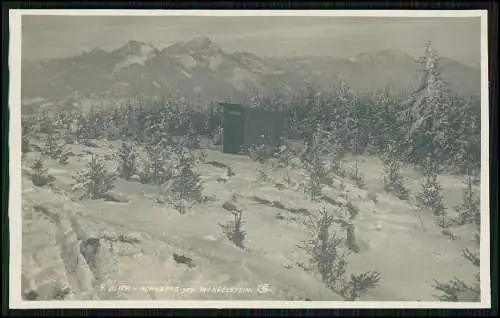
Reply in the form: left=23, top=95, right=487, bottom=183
left=327, top=158, right=346, bottom=179
left=255, top=161, right=276, bottom=185
left=349, top=159, right=365, bottom=189
left=30, top=157, right=51, bottom=187
left=345, top=198, right=360, bottom=221
left=436, top=211, right=454, bottom=232
left=219, top=210, right=246, bottom=249
left=336, top=198, right=361, bottom=254
left=367, top=191, right=378, bottom=204
left=73, top=153, right=117, bottom=200
left=58, top=150, right=71, bottom=165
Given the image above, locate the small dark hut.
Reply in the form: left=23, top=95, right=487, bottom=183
left=218, top=102, right=285, bottom=155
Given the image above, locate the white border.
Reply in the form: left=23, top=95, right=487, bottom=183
left=8, top=9, right=491, bottom=309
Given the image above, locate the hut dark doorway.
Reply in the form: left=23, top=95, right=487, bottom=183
left=221, top=103, right=246, bottom=154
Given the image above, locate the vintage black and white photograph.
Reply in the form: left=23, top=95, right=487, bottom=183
left=9, top=10, right=490, bottom=308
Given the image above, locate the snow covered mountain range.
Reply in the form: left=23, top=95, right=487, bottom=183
left=21, top=36, right=481, bottom=108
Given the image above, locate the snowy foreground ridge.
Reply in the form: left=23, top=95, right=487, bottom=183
left=20, top=140, right=479, bottom=302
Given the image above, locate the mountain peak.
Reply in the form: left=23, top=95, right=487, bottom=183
left=114, top=40, right=158, bottom=57
left=187, top=36, right=213, bottom=49
left=86, top=47, right=107, bottom=55
left=163, top=36, right=221, bottom=56
left=123, top=40, right=146, bottom=51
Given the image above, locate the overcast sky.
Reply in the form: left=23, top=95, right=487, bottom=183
left=21, top=15, right=481, bottom=67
